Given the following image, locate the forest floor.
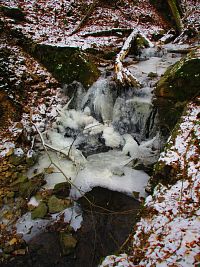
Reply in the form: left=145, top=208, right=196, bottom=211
left=0, top=0, right=200, bottom=266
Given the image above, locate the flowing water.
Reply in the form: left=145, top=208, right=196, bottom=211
left=3, top=46, right=182, bottom=267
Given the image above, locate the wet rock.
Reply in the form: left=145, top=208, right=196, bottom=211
left=59, top=232, right=77, bottom=256
left=31, top=202, right=48, bottom=219
left=53, top=182, right=71, bottom=198
left=131, top=159, right=154, bottom=175
left=48, top=195, right=71, bottom=214
left=148, top=72, right=158, bottom=78
left=76, top=187, right=141, bottom=267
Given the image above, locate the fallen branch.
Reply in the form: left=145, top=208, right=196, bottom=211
left=114, top=29, right=154, bottom=87
left=71, top=0, right=98, bottom=35
left=81, top=28, right=134, bottom=37
left=166, top=47, right=195, bottom=54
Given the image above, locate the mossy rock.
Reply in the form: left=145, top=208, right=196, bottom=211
left=11, top=173, right=28, bottom=186
left=148, top=161, right=180, bottom=191
left=48, top=195, right=71, bottom=214
left=31, top=202, right=47, bottom=219
left=130, top=35, right=150, bottom=56
left=2, top=23, right=100, bottom=88
left=154, top=48, right=200, bottom=136
left=18, top=174, right=46, bottom=199
left=148, top=72, right=158, bottom=78
left=155, top=48, right=200, bottom=100
left=28, top=44, right=100, bottom=88
left=59, top=232, right=77, bottom=256
left=26, top=151, right=38, bottom=167
left=53, top=182, right=71, bottom=198
left=9, top=153, right=25, bottom=166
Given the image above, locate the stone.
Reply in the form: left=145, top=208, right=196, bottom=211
left=53, top=182, right=71, bottom=198
left=26, top=150, right=38, bottom=167
left=111, top=167, right=124, bottom=176
left=6, top=191, right=15, bottom=199
left=48, top=195, right=71, bottom=214
left=148, top=72, right=158, bottom=78
left=59, top=232, right=77, bottom=256
left=5, top=148, right=14, bottom=157
left=18, top=174, right=46, bottom=199
left=31, top=202, right=48, bottom=219
left=9, top=154, right=24, bottom=166
left=11, top=173, right=28, bottom=186
left=150, top=98, right=200, bottom=190
left=155, top=48, right=200, bottom=100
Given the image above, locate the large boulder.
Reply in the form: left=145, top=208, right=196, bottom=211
left=29, top=44, right=100, bottom=88
left=2, top=21, right=100, bottom=88
left=154, top=48, right=200, bottom=137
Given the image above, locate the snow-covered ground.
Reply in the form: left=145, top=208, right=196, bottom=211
left=1, top=0, right=168, bottom=49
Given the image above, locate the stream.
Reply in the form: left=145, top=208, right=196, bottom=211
left=2, top=46, right=182, bottom=267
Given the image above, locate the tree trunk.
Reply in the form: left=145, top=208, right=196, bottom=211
left=167, top=0, right=183, bottom=33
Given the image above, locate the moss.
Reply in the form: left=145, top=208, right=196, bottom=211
left=53, top=182, right=71, bottom=198
left=148, top=72, right=158, bottom=78
left=17, top=173, right=46, bottom=199
left=31, top=202, right=47, bottom=219
left=130, top=35, right=150, bottom=56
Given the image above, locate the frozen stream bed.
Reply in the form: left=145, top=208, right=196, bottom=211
left=12, top=46, right=182, bottom=265
left=27, top=46, right=181, bottom=199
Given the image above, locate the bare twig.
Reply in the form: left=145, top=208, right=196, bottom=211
left=80, top=28, right=134, bottom=37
